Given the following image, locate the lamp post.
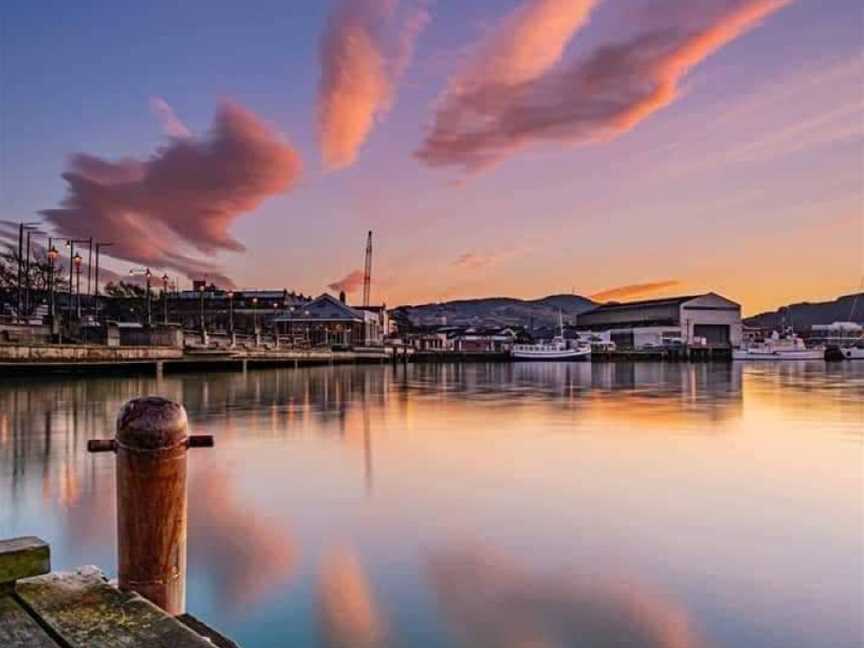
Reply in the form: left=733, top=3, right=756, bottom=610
left=73, top=253, right=83, bottom=319
left=162, top=274, right=170, bottom=325
left=226, top=291, right=234, bottom=335
left=198, top=283, right=206, bottom=334
left=47, top=240, right=59, bottom=324
left=94, top=242, right=114, bottom=297
left=129, top=268, right=153, bottom=327
left=65, top=239, right=90, bottom=316
left=252, top=297, right=259, bottom=333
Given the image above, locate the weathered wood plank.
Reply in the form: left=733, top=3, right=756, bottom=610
left=15, top=567, right=213, bottom=648
left=0, top=595, right=59, bottom=647
left=178, top=613, right=241, bottom=648
left=0, top=537, right=51, bottom=585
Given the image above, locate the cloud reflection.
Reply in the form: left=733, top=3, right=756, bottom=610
left=189, top=468, right=297, bottom=611
left=427, top=546, right=703, bottom=648
left=317, top=547, right=386, bottom=648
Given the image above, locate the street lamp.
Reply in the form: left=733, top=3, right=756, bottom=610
left=47, top=240, right=59, bottom=323
left=128, top=268, right=152, bottom=327
left=226, top=291, right=235, bottom=334
left=197, top=282, right=207, bottom=334
left=252, top=296, right=259, bottom=334
left=65, top=239, right=90, bottom=316
left=73, top=253, right=83, bottom=318
left=161, top=274, right=170, bottom=325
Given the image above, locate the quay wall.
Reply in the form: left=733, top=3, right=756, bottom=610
left=0, top=344, right=182, bottom=363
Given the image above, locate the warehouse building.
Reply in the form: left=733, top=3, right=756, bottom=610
left=576, top=293, right=742, bottom=350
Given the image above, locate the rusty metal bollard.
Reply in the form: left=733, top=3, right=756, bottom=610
left=87, top=397, right=213, bottom=616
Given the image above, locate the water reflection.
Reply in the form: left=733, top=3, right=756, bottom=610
left=1, top=362, right=862, bottom=648
left=317, top=547, right=385, bottom=648
left=427, top=546, right=702, bottom=648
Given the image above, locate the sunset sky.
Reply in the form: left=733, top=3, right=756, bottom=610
left=2, top=0, right=862, bottom=315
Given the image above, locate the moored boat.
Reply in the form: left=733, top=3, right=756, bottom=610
left=511, top=311, right=591, bottom=361
left=733, top=330, right=824, bottom=360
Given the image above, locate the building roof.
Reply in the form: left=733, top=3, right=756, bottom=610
left=272, top=293, right=364, bottom=322
left=584, top=295, right=703, bottom=314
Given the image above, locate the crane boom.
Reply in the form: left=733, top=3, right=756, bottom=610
left=362, top=231, right=373, bottom=307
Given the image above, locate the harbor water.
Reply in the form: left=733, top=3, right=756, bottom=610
left=1, top=362, right=862, bottom=647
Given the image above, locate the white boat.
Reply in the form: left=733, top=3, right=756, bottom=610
left=733, top=330, right=824, bottom=360
left=839, top=345, right=864, bottom=360
left=512, top=312, right=591, bottom=361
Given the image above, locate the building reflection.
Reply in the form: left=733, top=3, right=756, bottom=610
left=426, top=546, right=704, bottom=648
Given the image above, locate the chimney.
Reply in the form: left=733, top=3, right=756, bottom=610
left=339, top=290, right=346, bottom=304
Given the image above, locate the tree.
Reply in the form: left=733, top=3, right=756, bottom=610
left=0, top=245, right=70, bottom=293
left=103, top=281, right=147, bottom=298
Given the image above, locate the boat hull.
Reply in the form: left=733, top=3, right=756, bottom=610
left=840, top=347, right=864, bottom=360
left=511, top=349, right=591, bottom=361
left=732, top=349, right=824, bottom=361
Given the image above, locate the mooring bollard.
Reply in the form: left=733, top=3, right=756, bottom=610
left=87, top=397, right=213, bottom=616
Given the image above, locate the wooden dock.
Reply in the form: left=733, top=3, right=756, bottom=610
left=0, top=537, right=238, bottom=647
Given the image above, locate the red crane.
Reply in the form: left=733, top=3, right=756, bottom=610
left=362, top=230, right=373, bottom=307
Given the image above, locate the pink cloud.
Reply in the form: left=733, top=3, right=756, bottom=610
left=416, top=0, right=791, bottom=171
left=590, top=280, right=681, bottom=302
left=42, top=101, right=302, bottom=287
left=317, top=0, right=429, bottom=170
left=149, top=97, right=192, bottom=138
left=328, top=269, right=365, bottom=294
left=452, top=252, right=499, bottom=270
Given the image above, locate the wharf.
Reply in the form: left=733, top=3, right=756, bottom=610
left=0, top=537, right=237, bottom=648
left=0, top=343, right=388, bottom=376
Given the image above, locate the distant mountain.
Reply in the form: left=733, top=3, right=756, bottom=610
left=744, top=292, right=863, bottom=330
left=392, top=294, right=597, bottom=329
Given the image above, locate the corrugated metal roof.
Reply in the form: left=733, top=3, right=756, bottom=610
left=582, top=294, right=704, bottom=314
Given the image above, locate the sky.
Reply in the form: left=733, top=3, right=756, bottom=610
left=1, top=0, right=862, bottom=315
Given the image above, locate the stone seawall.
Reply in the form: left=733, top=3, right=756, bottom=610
left=0, top=344, right=182, bottom=363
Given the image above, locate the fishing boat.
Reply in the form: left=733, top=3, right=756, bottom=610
left=732, top=330, right=823, bottom=360
left=512, top=312, right=591, bottom=361
left=838, top=344, right=864, bottom=360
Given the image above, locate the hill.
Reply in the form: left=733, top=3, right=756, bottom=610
left=744, top=292, right=863, bottom=330
left=392, top=294, right=597, bottom=329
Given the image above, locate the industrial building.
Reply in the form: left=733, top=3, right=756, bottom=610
left=576, top=293, right=742, bottom=350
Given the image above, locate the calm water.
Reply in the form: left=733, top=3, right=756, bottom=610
left=1, top=362, right=862, bottom=647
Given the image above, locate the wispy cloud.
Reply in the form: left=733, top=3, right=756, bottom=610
left=417, top=0, right=791, bottom=171
left=590, top=280, right=681, bottom=302
left=328, top=269, right=365, bottom=294
left=317, top=0, right=430, bottom=170
left=149, top=97, right=192, bottom=138
left=452, top=251, right=499, bottom=270
left=42, top=101, right=302, bottom=287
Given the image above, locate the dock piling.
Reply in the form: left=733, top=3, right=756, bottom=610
left=87, top=397, right=213, bottom=616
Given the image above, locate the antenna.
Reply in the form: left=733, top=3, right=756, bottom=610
left=363, top=230, right=373, bottom=307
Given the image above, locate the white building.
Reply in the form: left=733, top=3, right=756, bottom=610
left=576, top=293, right=742, bottom=350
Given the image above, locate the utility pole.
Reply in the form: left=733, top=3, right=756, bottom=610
left=94, top=242, right=114, bottom=297
left=86, top=237, right=93, bottom=297
left=362, top=230, right=373, bottom=307
left=16, top=223, right=24, bottom=320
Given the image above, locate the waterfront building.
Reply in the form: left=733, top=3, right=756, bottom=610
left=272, top=293, right=386, bottom=348
left=576, top=293, right=742, bottom=350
